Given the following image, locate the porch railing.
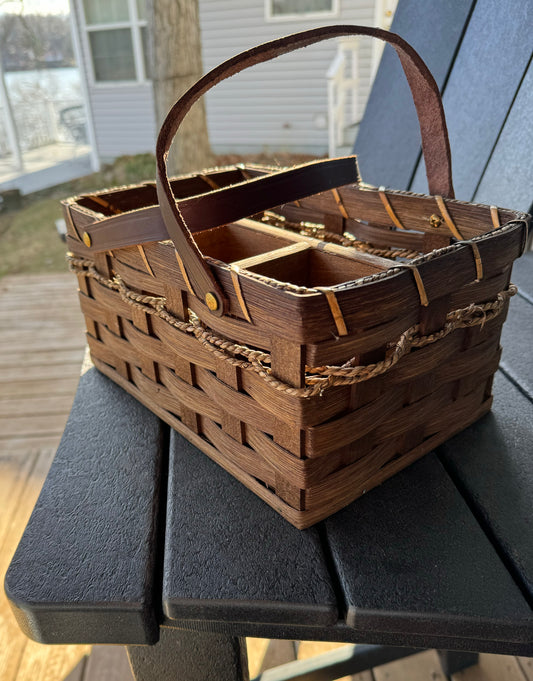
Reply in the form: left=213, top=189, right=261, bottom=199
left=327, top=38, right=359, bottom=158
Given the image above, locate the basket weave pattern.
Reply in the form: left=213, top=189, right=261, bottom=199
left=64, top=185, right=526, bottom=528
left=63, top=25, right=529, bottom=527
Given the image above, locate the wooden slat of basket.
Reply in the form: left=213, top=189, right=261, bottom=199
left=245, top=426, right=342, bottom=488
left=92, top=354, right=312, bottom=526
left=306, top=388, right=402, bottom=457
left=149, top=318, right=217, bottom=371
left=306, top=312, right=420, bottom=365
left=387, top=330, right=465, bottom=383
left=431, top=336, right=502, bottom=384
left=293, top=185, right=520, bottom=238
left=138, top=367, right=216, bottom=423
left=448, top=269, right=511, bottom=309
left=303, top=396, right=492, bottom=520
left=80, top=280, right=132, bottom=320
left=123, top=319, right=184, bottom=367
left=239, top=370, right=353, bottom=428
left=195, top=368, right=276, bottom=434
left=277, top=203, right=430, bottom=252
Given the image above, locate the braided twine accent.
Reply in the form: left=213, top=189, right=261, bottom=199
left=261, top=211, right=421, bottom=260
left=68, top=254, right=516, bottom=398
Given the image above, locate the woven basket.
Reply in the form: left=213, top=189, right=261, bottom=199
left=63, top=26, right=529, bottom=529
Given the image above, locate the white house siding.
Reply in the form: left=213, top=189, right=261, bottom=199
left=73, top=0, right=376, bottom=161
left=199, top=0, right=376, bottom=155
left=71, top=0, right=157, bottom=163
left=89, top=85, right=156, bottom=161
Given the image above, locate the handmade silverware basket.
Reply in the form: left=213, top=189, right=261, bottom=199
left=63, top=26, right=529, bottom=528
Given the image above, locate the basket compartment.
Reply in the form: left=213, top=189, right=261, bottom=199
left=76, top=167, right=250, bottom=216
left=194, top=223, right=294, bottom=263
left=245, top=246, right=385, bottom=287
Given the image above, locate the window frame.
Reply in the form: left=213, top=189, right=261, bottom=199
left=265, top=0, right=339, bottom=22
left=78, top=0, right=149, bottom=86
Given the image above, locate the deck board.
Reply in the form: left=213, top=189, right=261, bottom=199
left=0, top=273, right=85, bottom=457
left=0, top=273, right=89, bottom=681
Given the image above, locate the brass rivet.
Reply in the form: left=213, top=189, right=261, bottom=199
left=205, top=292, right=219, bottom=311
left=429, top=214, right=442, bottom=228
left=82, top=231, right=92, bottom=247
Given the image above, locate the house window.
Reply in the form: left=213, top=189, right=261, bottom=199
left=266, top=0, right=338, bottom=21
left=81, top=0, right=149, bottom=83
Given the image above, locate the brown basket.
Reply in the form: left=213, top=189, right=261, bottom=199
left=63, top=26, right=529, bottom=529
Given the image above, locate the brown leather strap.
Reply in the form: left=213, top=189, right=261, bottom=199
left=82, top=156, right=359, bottom=252
left=156, top=25, right=454, bottom=314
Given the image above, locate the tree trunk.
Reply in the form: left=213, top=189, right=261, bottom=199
left=149, top=0, right=214, bottom=176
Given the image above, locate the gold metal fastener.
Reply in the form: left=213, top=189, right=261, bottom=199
left=429, top=214, right=442, bottom=228
left=82, top=231, right=92, bottom=247
left=205, top=292, right=219, bottom=311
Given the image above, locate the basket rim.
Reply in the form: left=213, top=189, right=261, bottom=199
left=62, top=163, right=530, bottom=297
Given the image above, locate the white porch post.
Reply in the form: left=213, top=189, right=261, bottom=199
left=69, top=0, right=100, bottom=172
left=0, top=58, right=23, bottom=171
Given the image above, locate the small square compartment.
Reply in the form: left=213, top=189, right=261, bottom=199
left=195, top=223, right=293, bottom=263
left=246, top=247, right=385, bottom=287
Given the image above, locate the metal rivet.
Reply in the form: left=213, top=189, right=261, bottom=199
left=429, top=214, right=442, bottom=229
left=205, top=292, right=219, bottom=311
left=82, top=231, right=92, bottom=247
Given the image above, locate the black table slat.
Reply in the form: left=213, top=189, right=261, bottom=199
left=410, top=0, right=533, bottom=201
left=473, top=59, right=533, bottom=214
left=439, top=371, right=533, bottom=601
left=162, top=431, right=338, bottom=626
left=4, top=368, right=164, bottom=645
left=500, top=291, right=533, bottom=401
left=163, top=617, right=533, bottom=657
left=324, top=453, right=532, bottom=645
left=353, top=0, right=473, bottom=190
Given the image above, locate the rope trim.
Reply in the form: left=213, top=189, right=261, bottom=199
left=68, top=254, right=516, bottom=399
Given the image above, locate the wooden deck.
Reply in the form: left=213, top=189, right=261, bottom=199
left=0, top=273, right=89, bottom=681
left=0, top=273, right=531, bottom=681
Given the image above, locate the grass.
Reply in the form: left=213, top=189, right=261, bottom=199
left=0, top=150, right=317, bottom=279
left=0, top=153, right=157, bottom=279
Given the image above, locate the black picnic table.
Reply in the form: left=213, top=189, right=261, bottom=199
left=5, top=251, right=533, bottom=679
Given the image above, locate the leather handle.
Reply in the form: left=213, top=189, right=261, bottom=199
left=81, top=157, right=359, bottom=253
left=156, top=25, right=455, bottom=315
